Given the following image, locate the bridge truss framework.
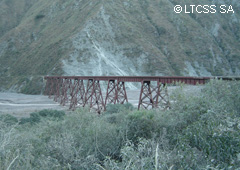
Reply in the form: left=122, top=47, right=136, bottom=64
left=44, top=76, right=239, bottom=113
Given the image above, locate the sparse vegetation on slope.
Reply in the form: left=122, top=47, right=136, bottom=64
left=0, top=80, right=239, bottom=169
left=0, top=0, right=240, bottom=93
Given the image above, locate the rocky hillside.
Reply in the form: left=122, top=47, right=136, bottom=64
left=0, top=0, right=240, bottom=93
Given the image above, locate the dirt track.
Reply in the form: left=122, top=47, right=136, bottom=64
left=0, top=85, right=203, bottom=118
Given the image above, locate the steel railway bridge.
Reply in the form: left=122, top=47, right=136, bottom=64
left=44, top=76, right=239, bottom=113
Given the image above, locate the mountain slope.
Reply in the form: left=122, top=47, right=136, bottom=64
left=0, top=0, right=240, bottom=93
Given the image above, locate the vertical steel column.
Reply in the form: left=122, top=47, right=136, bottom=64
left=53, top=78, right=60, bottom=98
left=77, top=80, right=86, bottom=106
left=66, top=78, right=73, bottom=106
left=105, top=80, right=117, bottom=105
left=49, top=78, right=55, bottom=98
left=54, top=78, right=63, bottom=102
left=115, top=81, right=128, bottom=104
left=152, top=81, right=160, bottom=108
left=60, top=78, right=72, bottom=106
left=84, top=79, right=94, bottom=107
left=138, top=81, right=154, bottom=110
left=69, top=79, right=79, bottom=110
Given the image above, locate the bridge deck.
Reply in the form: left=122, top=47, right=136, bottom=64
left=44, top=76, right=240, bottom=84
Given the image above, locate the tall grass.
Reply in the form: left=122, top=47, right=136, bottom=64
left=0, top=80, right=239, bottom=169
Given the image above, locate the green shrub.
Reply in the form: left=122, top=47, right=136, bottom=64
left=105, top=103, right=134, bottom=114
left=0, top=114, right=18, bottom=125
left=203, top=79, right=240, bottom=114
left=170, top=85, right=208, bottom=122
left=1, top=80, right=239, bottom=169
left=17, top=110, right=125, bottom=168
left=19, top=110, right=65, bottom=125
left=38, top=109, right=65, bottom=119
left=104, top=138, right=207, bottom=170
left=35, top=14, right=45, bottom=20
left=126, top=110, right=157, bottom=143
left=19, top=112, right=41, bottom=125
left=180, top=111, right=240, bottom=168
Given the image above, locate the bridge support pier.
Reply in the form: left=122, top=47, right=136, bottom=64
left=54, top=78, right=62, bottom=102
left=60, top=78, right=72, bottom=106
left=47, top=78, right=56, bottom=99
left=90, top=80, right=105, bottom=113
left=84, top=79, right=105, bottom=113
left=105, top=80, right=128, bottom=106
left=84, top=79, right=94, bottom=107
left=116, top=81, right=128, bottom=104
left=69, top=79, right=78, bottom=109
left=105, top=80, right=117, bottom=105
left=138, top=81, right=170, bottom=110
left=138, top=81, right=154, bottom=109
left=156, top=82, right=170, bottom=110
left=69, top=79, right=85, bottom=110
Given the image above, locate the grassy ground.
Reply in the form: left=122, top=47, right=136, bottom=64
left=0, top=79, right=240, bottom=169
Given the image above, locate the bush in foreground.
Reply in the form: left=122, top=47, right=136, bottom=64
left=0, top=114, right=18, bottom=125
left=0, top=80, right=239, bottom=169
left=19, top=109, right=65, bottom=125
